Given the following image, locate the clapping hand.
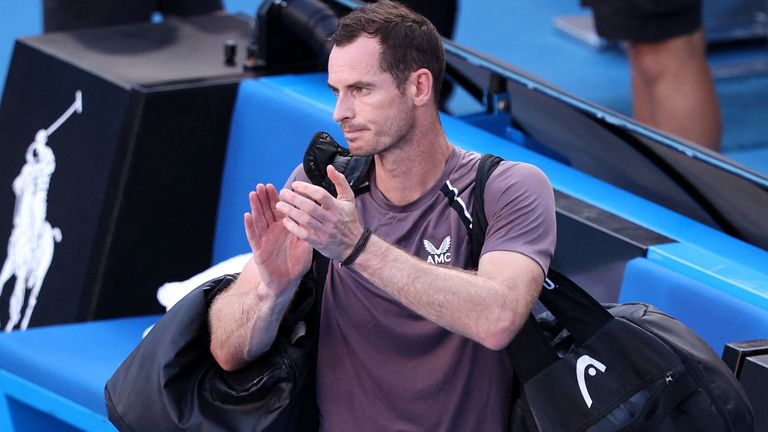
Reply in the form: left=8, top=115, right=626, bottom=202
left=244, top=183, right=313, bottom=292
left=276, top=165, right=364, bottom=263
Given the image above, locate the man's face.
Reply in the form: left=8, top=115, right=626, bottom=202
left=328, top=36, right=415, bottom=156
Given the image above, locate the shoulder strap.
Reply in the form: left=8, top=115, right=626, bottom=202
left=470, top=154, right=559, bottom=382
left=439, top=153, right=503, bottom=268
left=471, top=154, right=614, bottom=383
left=470, top=154, right=504, bottom=268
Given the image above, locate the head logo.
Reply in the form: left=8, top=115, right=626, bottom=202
left=576, top=355, right=607, bottom=408
left=543, top=277, right=555, bottom=290
left=423, top=236, right=451, bottom=264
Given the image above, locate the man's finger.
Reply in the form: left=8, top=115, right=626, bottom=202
left=265, top=184, right=280, bottom=221
left=248, top=190, right=268, bottom=232
left=275, top=200, right=324, bottom=232
left=257, top=184, right=276, bottom=223
left=282, top=217, right=314, bottom=245
left=327, top=165, right=355, bottom=201
left=290, top=181, right=335, bottom=208
left=243, top=212, right=260, bottom=249
left=281, top=187, right=330, bottom=217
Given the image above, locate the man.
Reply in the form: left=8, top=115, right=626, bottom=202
left=209, top=1, right=556, bottom=430
left=583, top=0, right=722, bottom=151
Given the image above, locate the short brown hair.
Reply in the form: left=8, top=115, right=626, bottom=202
left=330, top=0, right=445, bottom=106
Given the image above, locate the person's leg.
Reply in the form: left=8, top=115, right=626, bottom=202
left=627, top=29, right=721, bottom=151
left=587, top=0, right=721, bottom=151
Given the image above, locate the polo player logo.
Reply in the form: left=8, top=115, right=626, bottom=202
left=423, top=236, right=451, bottom=264
left=0, top=90, right=82, bottom=332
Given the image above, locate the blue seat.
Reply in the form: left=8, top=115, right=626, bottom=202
left=619, top=258, right=768, bottom=355
left=0, top=314, right=160, bottom=431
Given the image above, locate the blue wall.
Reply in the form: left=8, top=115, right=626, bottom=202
left=0, top=1, right=42, bottom=102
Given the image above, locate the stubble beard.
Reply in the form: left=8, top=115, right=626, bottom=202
left=354, top=104, right=415, bottom=160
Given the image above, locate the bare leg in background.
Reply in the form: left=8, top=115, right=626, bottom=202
left=628, top=29, right=721, bottom=151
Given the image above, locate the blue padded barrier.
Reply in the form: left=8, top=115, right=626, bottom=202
left=619, top=258, right=768, bottom=355
left=648, top=242, right=768, bottom=311
left=213, top=75, right=342, bottom=263
left=0, top=371, right=114, bottom=432
left=215, top=72, right=768, bottom=327
left=0, top=314, right=160, bottom=431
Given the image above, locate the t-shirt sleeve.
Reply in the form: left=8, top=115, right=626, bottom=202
left=481, top=162, right=557, bottom=275
left=283, top=164, right=310, bottom=189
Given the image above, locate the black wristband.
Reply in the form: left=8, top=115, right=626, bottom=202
left=339, top=228, right=372, bottom=268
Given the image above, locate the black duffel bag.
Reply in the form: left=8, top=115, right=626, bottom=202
left=469, top=154, right=754, bottom=431
left=104, top=131, right=372, bottom=431
left=104, top=259, right=325, bottom=432
left=505, top=270, right=754, bottom=431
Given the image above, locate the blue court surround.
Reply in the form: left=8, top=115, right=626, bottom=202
left=0, top=314, right=159, bottom=430
left=619, top=258, right=768, bottom=356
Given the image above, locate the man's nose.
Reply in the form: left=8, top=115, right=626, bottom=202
left=332, top=93, right=352, bottom=123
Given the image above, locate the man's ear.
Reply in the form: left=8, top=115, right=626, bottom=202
left=410, top=68, right=433, bottom=107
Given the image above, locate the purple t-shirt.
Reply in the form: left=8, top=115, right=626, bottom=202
left=286, top=146, right=556, bottom=431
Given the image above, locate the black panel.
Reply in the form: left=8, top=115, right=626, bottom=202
left=548, top=191, right=673, bottom=309
left=0, top=15, right=252, bottom=329
left=88, top=82, right=238, bottom=320
left=0, top=43, right=130, bottom=329
left=739, top=354, right=768, bottom=431
left=723, top=339, right=768, bottom=378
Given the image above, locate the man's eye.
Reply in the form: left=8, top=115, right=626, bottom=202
left=354, top=87, right=369, bottom=95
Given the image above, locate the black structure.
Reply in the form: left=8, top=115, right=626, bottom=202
left=0, top=15, right=252, bottom=328
left=549, top=191, right=672, bottom=306
left=740, top=354, right=768, bottom=431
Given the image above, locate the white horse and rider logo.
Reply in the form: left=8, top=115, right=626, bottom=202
left=0, top=91, right=83, bottom=332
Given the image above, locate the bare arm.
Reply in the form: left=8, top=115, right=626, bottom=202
left=352, top=238, right=543, bottom=349
left=209, top=184, right=312, bottom=371
left=277, top=166, right=546, bottom=350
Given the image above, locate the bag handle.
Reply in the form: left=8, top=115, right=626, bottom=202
left=539, top=269, right=613, bottom=345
